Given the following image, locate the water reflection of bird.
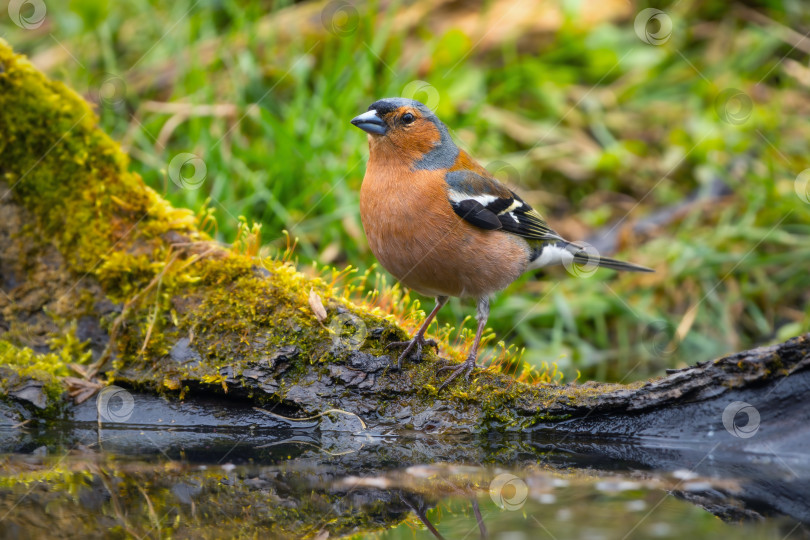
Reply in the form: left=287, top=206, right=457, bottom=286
left=399, top=492, right=487, bottom=540
left=351, top=98, right=652, bottom=389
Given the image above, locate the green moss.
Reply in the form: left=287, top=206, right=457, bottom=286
left=0, top=340, right=69, bottom=379
left=0, top=38, right=201, bottom=283
left=49, top=321, right=94, bottom=366
left=0, top=340, right=69, bottom=415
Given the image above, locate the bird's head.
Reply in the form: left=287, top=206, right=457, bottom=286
left=351, top=98, right=458, bottom=170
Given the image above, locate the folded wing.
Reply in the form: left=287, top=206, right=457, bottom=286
left=444, top=170, right=653, bottom=273
left=445, top=170, right=563, bottom=242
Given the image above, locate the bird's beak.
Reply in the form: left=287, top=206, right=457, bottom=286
left=351, top=110, right=387, bottom=135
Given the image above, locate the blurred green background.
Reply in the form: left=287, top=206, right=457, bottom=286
left=2, top=0, right=809, bottom=382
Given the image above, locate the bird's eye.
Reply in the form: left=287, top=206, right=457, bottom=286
left=401, top=112, right=415, bottom=124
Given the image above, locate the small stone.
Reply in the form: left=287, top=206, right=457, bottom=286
left=10, top=380, right=47, bottom=409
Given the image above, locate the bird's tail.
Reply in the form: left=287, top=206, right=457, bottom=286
left=564, top=241, right=653, bottom=273
left=529, top=240, right=653, bottom=273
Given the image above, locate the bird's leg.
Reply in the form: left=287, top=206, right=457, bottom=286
left=437, top=297, right=489, bottom=391
left=387, top=296, right=448, bottom=369
left=471, top=497, right=488, bottom=539
left=399, top=493, right=446, bottom=540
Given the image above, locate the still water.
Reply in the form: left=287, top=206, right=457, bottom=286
left=0, top=394, right=807, bottom=539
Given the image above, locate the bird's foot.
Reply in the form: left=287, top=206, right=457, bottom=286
left=436, top=355, right=477, bottom=392
left=386, top=335, right=439, bottom=369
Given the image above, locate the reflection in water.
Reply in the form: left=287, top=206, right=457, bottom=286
left=0, top=420, right=808, bottom=539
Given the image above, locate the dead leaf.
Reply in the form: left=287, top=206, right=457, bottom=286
left=309, top=288, right=327, bottom=322
left=63, top=377, right=103, bottom=405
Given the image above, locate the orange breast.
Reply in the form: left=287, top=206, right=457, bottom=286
left=359, top=155, right=530, bottom=299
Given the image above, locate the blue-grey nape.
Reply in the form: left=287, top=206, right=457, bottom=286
left=413, top=119, right=458, bottom=170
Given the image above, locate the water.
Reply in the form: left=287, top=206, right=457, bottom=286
left=0, top=394, right=807, bottom=539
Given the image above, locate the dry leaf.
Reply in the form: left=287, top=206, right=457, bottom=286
left=309, top=288, right=327, bottom=322
left=63, top=377, right=103, bottom=405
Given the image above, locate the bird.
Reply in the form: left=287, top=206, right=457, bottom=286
left=350, top=98, right=652, bottom=390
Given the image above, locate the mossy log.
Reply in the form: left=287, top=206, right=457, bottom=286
left=1, top=39, right=809, bottom=450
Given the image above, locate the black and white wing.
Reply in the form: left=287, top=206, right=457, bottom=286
left=444, top=170, right=563, bottom=242
left=444, top=170, right=654, bottom=273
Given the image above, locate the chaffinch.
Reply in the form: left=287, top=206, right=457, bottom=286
left=351, top=98, right=652, bottom=389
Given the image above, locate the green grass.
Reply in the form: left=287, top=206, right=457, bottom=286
left=3, top=0, right=809, bottom=382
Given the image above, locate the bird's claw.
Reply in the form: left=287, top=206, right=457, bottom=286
left=436, top=356, right=477, bottom=392
left=386, top=336, right=438, bottom=369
